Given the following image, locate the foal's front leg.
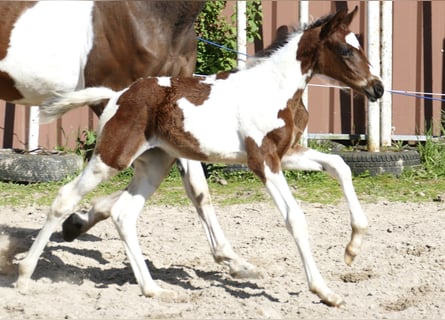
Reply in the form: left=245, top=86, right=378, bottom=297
left=262, top=165, right=344, bottom=306
left=16, top=156, right=117, bottom=290
left=281, top=145, right=368, bottom=265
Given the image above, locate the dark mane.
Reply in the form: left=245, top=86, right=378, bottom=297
left=254, top=25, right=298, bottom=58
left=254, top=12, right=335, bottom=59
left=304, top=12, right=335, bottom=30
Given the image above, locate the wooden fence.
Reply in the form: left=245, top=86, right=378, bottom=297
left=1, top=1, right=444, bottom=150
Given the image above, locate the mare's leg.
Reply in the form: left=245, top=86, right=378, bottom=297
left=16, top=155, right=117, bottom=290
left=176, top=159, right=259, bottom=278
left=281, top=145, right=367, bottom=265
left=110, top=150, right=177, bottom=299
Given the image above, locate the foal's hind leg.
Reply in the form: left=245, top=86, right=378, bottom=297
left=281, top=145, right=368, bottom=265
left=62, top=190, right=123, bottom=242
left=110, top=151, right=178, bottom=300
left=177, top=159, right=260, bottom=278
left=61, top=158, right=198, bottom=241
left=16, top=155, right=117, bottom=290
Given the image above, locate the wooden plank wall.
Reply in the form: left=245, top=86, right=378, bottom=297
left=1, top=1, right=444, bottom=149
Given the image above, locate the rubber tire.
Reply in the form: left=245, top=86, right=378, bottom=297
left=0, top=149, right=83, bottom=183
left=334, top=150, right=421, bottom=176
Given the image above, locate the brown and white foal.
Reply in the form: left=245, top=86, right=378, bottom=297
left=19, top=7, right=383, bottom=306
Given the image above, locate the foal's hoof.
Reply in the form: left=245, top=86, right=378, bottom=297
left=344, top=246, right=357, bottom=266
left=143, top=287, right=178, bottom=302
left=230, top=262, right=262, bottom=279
left=15, top=270, right=31, bottom=294
left=62, top=213, right=85, bottom=242
left=344, top=226, right=367, bottom=266
left=315, top=290, right=345, bottom=307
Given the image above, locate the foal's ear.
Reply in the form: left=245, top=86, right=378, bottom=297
left=320, top=7, right=348, bottom=40
left=275, top=25, right=290, bottom=41
left=342, top=6, right=359, bottom=26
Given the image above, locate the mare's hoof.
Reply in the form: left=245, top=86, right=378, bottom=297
left=62, top=214, right=84, bottom=242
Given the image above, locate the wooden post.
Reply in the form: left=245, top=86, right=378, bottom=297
left=367, top=1, right=381, bottom=152
left=236, top=1, right=247, bottom=69
left=380, top=1, right=393, bottom=147
left=3, top=102, right=15, bottom=148
left=299, top=0, right=309, bottom=147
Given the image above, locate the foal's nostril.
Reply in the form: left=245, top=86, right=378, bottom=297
left=374, top=83, right=384, bottom=98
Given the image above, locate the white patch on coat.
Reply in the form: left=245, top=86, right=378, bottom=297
left=0, top=1, right=94, bottom=105
left=157, top=77, right=171, bottom=87
left=176, top=32, right=310, bottom=163
left=345, top=32, right=360, bottom=50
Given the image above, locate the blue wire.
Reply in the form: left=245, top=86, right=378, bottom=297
left=197, top=37, right=445, bottom=103
left=388, top=90, right=445, bottom=103
left=197, top=37, right=253, bottom=58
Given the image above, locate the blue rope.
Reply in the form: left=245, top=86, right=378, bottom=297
left=197, top=37, right=253, bottom=58
left=197, top=36, right=445, bottom=103
left=388, top=90, right=445, bottom=103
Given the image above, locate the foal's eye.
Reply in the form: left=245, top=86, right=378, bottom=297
left=339, top=46, right=353, bottom=57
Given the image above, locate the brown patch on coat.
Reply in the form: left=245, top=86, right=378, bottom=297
left=296, top=27, right=319, bottom=75
left=0, top=71, right=23, bottom=102
left=286, top=89, right=308, bottom=147
left=169, top=77, right=211, bottom=106
left=245, top=107, right=294, bottom=182
left=96, top=77, right=211, bottom=170
left=215, top=71, right=233, bottom=80
left=95, top=79, right=159, bottom=170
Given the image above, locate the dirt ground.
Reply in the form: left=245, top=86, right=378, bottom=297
left=0, top=200, right=444, bottom=319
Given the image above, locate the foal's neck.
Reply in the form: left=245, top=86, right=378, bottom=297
left=253, top=32, right=311, bottom=98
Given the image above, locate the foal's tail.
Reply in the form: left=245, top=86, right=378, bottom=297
left=39, top=87, right=117, bottom=124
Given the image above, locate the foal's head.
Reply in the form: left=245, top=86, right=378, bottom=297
left=298, top=6, right=384, bottom=101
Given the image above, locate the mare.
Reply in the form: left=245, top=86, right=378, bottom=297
left=2, top=1, right=258, bottom=279
left=19, top=7, right=384, bottom=306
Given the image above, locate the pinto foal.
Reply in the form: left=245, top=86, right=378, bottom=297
left=19, top=7, right=383, bottom=306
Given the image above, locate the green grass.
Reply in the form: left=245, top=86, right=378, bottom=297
left=1, top=139, right=445, bottom=208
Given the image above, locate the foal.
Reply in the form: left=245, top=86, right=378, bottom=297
left=20, top=7, right=383, bottom=306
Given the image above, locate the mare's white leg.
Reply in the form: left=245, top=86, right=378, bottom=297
left=263, top=165, right=343, bottom=306
left=16, top=155, right=117, bottom=290
left=177, top=159, right=259, bottom=278
left=281, top=146, right=368, bottom=265
left=110, top=150, right=177, bottom=299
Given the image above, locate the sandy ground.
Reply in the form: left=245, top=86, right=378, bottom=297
left=0, top=200, right=444, bottom=319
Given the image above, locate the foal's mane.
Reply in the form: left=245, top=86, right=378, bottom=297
left=245, top=12, right=335, bottom=66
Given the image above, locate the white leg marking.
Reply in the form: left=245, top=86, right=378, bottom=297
left=177, top=158, right=260, bottom=278
left=111, top=151, right=178, bottom=299
left=263, top=165, right=343, bottom=306
left=17, top=155, right=117, bottom=290
left=282, top=147, right=368, bottom=265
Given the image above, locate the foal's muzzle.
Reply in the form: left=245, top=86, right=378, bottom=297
left=365, top=79, right=384, bottom=102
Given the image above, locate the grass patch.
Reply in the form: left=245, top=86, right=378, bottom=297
left=2, top=138, right=445, bottom=208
